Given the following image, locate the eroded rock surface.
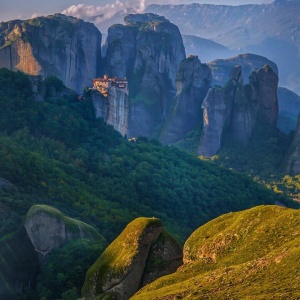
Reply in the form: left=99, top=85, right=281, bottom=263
left=0, top=14, right=102, bottom=93
left=82, top=217, right=182, bottom=300
left=25, top=205, right=102, bottom=261
left=89, top=87, right=129, bottom=136
left=198, top=64, right=279, bottom=157
left=160, top=55, right=211, bottom=144
left=105, top=13, right=186, bottom=138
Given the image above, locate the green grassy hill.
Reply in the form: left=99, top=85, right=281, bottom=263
left=132, top=205, right=300, bottom=299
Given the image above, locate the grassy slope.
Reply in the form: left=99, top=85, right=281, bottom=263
left=132, top=205, right=300, bottom=299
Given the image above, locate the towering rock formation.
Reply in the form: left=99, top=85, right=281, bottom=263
left=198, top=64, right=279, bottom=157
left=256, top=65, right=279, bottom=125
left=88, top=88, right=129, bottom=136
left=105, top=13, right=186, bottom=138
left=277, top=87, right=300, bottom=134
left=197, top=87, right=233, bottom=157
left=228, top=66, right=257, bottom=145
left=281, top=115, right=300, bottom=176
left=160, top=55, right=211, bottom=144
left=0, top=14, right=102, bottom=93
left=208, top=53, right=278, bottom=87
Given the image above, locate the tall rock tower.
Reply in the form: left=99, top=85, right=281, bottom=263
left=105, top=13, right=186, bottom=138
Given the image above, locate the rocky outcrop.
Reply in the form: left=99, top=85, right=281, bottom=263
left=24, top=205, right=103, bottom=262
left=228, top=66, right=257, bottom=145
left=198, top=64, right=279, bottom=157
left=142, top=230, right=182, bottom=286
left=281, top=115, right=300, bottom=176
left=105, top=13, right=186, bottom=138
left=160, top=55, right=211, bottom=144
left=197, top=87, right=232, bottom=157
left=256, top=65, right=279, bottom=125
left=82, top=217, right=182, bottom=300
left=0, top=14, right=102, bottom=93
left=208, top=54, right=278, bottom=88
left=89, top=88, right=129, bottom=136
left=277, top=87, right=300, bottom=134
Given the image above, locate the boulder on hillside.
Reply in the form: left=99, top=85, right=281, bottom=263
left=25, top=204, right=103, bottom=261
left=82, top=217, right=182, bottom=300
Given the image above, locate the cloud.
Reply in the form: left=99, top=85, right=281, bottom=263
left=63, top=1, right=142, bottom=23
left=30, top=12, right=45, bottom=19
left=62, top=0, right=182, bottom=25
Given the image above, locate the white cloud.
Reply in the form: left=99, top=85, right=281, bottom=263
left=62, top=0, right=182, bottom=25
left=30, top=12, right=45, bottom=19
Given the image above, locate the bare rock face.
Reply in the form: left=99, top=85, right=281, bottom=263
left=197, top=87, right=233, bottom=157
left=160, top=55, right=211, bottom=144
left=105, top=13, right=186, bottom=138
left=198, top=64, right=279, bottom=157
left=256, top=65, right=279, bottom=125
left=208, top=53, right=278, bottom=87
left=82, top=217, right=182, bottom=300
left=281, top=115, right=300, bottom=176
left=277, top=87, right=300, bottom=134
left=24, top=205, right=103, bottom=262
left=0, top=14, right=102, bottom=94
left=142, top=230, right=182, bottom=286
left=89, top=88, right=129, bottom=136
left=228, top=66, right=257, bottom=145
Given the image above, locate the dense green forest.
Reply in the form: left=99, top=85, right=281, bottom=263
left=0, top=68, right=298, bottom=299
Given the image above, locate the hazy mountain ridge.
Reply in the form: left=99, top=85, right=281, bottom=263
left=145, top=0, right=300, bottom=94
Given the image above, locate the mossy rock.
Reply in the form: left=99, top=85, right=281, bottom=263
left=143, top=230, right=182, bottom=286
left=82, top=217, right=163, bottom=300
left=132, top=205, right=300, bottom=299
left=25, top=204, right=104, bottom=261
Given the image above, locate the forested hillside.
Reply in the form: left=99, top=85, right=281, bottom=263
left=0, top=68, right=298, bottom=299
left=0, top=68, right=297, bottom=242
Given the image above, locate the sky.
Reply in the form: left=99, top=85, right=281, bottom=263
left=1, top=0, right=274, bottom=22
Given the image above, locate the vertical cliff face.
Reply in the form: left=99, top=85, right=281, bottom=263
left=281, top=115, right=300, bottom=176
left=160, top=55, right=211, bottom=144
left=197, top=87, right=233, bottom=157
left=198, top=65, right=279, bottom=157
left=105, top=13, right=186, bottom=138
left=0, top=14, right=102, bottom=93
left=228, top=66, right=257, bottom=145
left=89, top=88, right=129, bottom=136
left=208, top=53, right=278, bottom=87
left=256, top=65, right=279, bottom=125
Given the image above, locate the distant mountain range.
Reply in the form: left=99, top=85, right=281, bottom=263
left=145, top=0, right=300, bottom=94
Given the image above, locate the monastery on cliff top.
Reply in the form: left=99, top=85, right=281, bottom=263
left=93, top=75, right=128, bottom=96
